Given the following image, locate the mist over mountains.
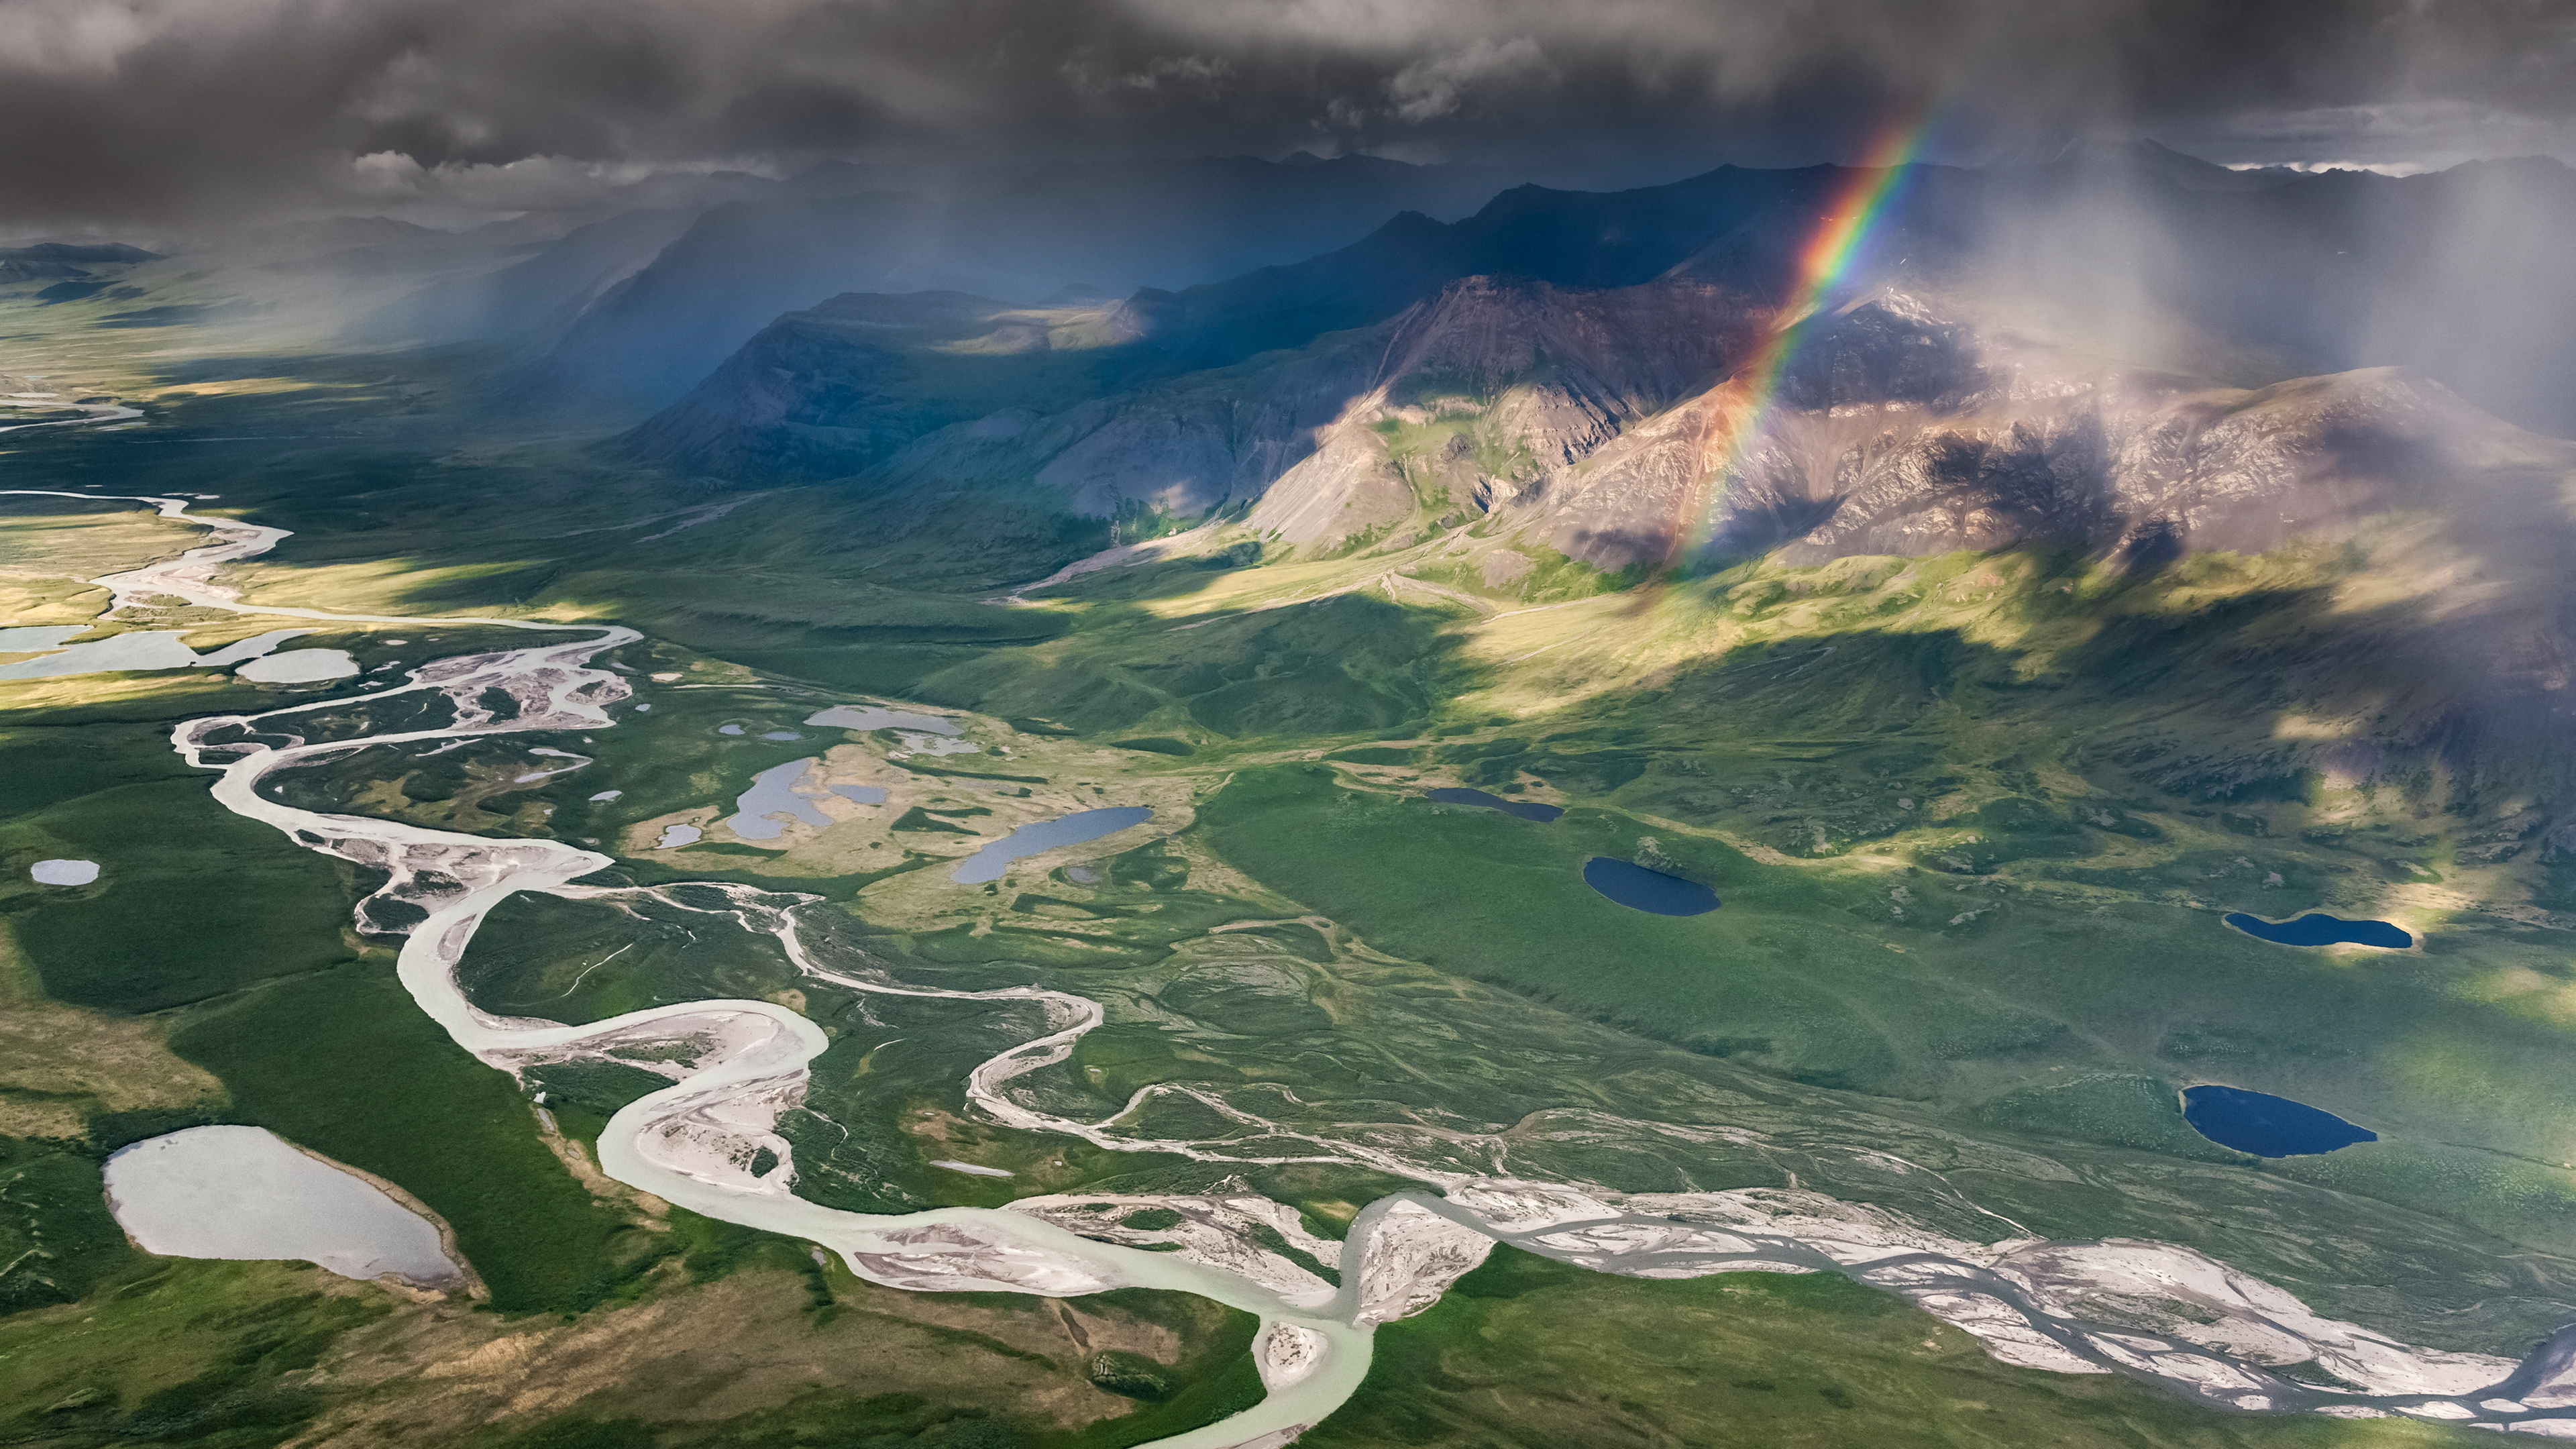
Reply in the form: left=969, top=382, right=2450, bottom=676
left=611, top=142, right=2576, bottom=543
left=9, top=137, right=2567, bottom=521
left=489, top=152, right=1527, bottom=412
left=17, top=133, right=2565, bottom=572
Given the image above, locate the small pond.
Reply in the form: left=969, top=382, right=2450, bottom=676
left=2225, top=912, right=2412, bottom=949
left=1582, top=857, right=1720, bottom=916
left=1427, top=788, right=1563, bottom=822
left=655, top=823, right=702, bottom=849
left=953, top=807, right=1154, bottom=885
left=2181, top=1085, right=2377, bottom=1157
left=30, top=859, right=98, bottom=885
left=829, top=784, right=887, bottom=804
left=104, top=1125, right=460, bottom=1285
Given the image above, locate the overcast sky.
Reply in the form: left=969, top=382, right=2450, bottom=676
left=3, top=0, right=2570, bottom=224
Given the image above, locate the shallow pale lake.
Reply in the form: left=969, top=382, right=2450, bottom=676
left=104, top=1125, right=460, bottom=1284
left=1582, top=857, right=1720, bottom=916
left=0, top=625, right=86, bottom=651
left=237, top=647, right=358, bottom=682
left=806, top=704, right=961, bottom=735
left=724, top=757, right=833, bottom=841
left=953, top=807, right=1154, bottom=884
left=0, top=626, right=315, bottom=680
left=2181, top=1085, right=2377, bottom=1157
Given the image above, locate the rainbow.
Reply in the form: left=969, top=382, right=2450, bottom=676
left=1670, top=116, right=1937, bottom=563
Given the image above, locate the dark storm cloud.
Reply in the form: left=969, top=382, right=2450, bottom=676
left=1, top=0, right=2569, bottom=223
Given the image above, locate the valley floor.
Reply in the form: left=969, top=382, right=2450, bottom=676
left=5, top=349, right=2571, bottom=1449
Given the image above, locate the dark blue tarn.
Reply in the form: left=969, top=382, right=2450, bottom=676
left=2182, top=1084, right=2378, bottom=1157
left=1582, top=856, right=1719, bottom=916
left=2225, top=912, right=2412, bottom=949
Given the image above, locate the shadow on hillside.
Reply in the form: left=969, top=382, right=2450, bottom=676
left=893, top=590, right=1477, bottom=740
left=1617, top=524, right=2576, bottom=854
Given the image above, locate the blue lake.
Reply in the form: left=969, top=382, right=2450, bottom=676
left=953, top=807, right=1153, bottom=885
left=1427, top=788, right=1563, bottom=822
left=1582, top=857, right=1720, bottom=916
left=2225, top=912, right=2412, bottom=949
left=2181, top=1085, right=2377, bottom=1157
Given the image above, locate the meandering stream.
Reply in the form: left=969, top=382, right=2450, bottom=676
left=15, top=482, right=2576, bottom=1442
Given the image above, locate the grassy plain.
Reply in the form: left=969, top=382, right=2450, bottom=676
left=1, top=730, right=357, bottom=1013
left=0, top=1254, right=1260, bottom=1449
left=0, top=922, right=219, bottom=1140
left=1192, top=761, right=2576, bottom=1257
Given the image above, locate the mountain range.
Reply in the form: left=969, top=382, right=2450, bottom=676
left=587, top=143, right=2576, bottom=818
left=621, top=145, right=2576, bottom=567
left=435, top=153, right=1526, bottom=413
